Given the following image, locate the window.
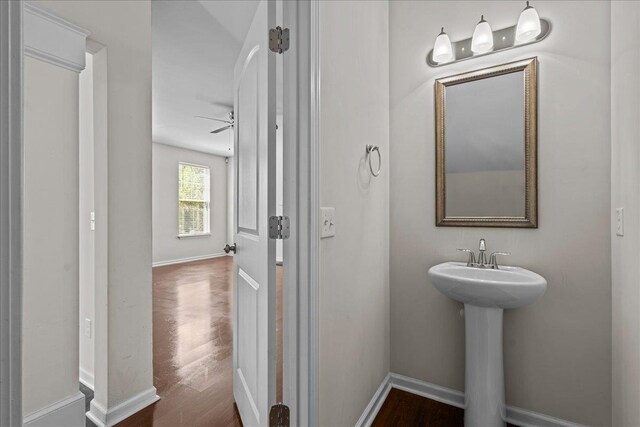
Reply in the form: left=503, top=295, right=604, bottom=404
left=178, top=163, right=210, bottom=236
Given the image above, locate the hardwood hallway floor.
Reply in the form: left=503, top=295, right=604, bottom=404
left=113, top=256, right=283, bottom=427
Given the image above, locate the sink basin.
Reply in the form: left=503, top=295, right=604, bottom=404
left=428, top=262, right=547, bottom=309
left=428, top=261, right=547, bottom=427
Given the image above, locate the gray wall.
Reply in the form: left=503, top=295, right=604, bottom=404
left=390, top=1, right=611, bottom=425
left=23, top=55, right=80, bottom=417
left=152, top=143, right=228, bottom=265
left=611, top=2, right=640, bottom=425
left=319, top=1, right=390, bottom=426
left=33, top=0, right=155, bottom=410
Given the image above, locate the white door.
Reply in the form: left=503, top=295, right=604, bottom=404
left=232, top=1, right=276, bottom=426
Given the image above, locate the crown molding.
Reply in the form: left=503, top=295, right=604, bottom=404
left=23, top=2, right=90, bottom=73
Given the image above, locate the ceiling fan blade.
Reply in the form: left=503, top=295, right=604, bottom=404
left=210, top=125, right=233, bottom=134
left=195, top=115, right=232, bottom=125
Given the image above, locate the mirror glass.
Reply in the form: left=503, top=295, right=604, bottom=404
left=435, top=58, right=537, bottom=228
left=445, top=71, right=525, bottom=217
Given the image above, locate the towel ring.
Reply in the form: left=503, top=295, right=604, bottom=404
left=366, top=144, right=381, bottom=177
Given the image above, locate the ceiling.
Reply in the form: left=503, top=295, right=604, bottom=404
left=152, top=0, right=260, bottom=156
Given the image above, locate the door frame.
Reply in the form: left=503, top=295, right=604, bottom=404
left=0, top=0, right=23, bottom=426
left=0, top=1, right=321, bottom=425
left=282, top=1, right=320, bottom=425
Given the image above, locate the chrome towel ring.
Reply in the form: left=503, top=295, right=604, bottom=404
left=366, top=144, right=381, bottom=177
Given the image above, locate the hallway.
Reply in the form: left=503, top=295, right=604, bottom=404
left=112, top=256, right=283, bottom=427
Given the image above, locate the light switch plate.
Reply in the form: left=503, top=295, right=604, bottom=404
left=320, top=207, right=335, bottom=238
left=616, top=207, right=624, bottom=236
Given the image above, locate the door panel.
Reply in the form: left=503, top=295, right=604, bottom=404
left=232, top=1, right=276, bottom=426
left=237, top=268, right=260, bottom=420
left=237, top=49, right=259, bottom=233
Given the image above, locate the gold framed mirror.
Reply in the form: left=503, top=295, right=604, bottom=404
left=435, top=57, right=538, bottom=228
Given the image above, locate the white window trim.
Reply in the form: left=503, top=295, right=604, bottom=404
left=178, top=161, right=211, bottom=236
left=177, top=232, right=211, bottom=239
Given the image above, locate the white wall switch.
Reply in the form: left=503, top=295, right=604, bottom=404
left=616, top=207, right=624, bottom=236
left=320, top=207, right=336, bottom=238
left=90, top=211, right=95, bottom=231
left=84, top=318, right=92, bottom=338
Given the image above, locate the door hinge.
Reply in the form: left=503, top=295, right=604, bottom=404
left=269, top=403, right=290, bottom=427
left=269, top=216, right=290, bottom=239
left=269, top=26, right=290, bottom=54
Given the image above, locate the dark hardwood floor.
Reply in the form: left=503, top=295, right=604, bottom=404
left=372, top=388, right=517, bottom=427
left=112, top=256, right=283, bottom=427
left=95, top=257, right=517, bottom=427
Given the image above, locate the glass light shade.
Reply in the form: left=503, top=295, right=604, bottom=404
left=516, top=2, right=541, bottom=42
left=471, top=16, right=493, bottom=53
left=433, top=28, right=453, bottom=63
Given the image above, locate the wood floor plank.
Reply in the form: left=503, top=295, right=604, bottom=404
left=114, top=256, right=283, bottom=427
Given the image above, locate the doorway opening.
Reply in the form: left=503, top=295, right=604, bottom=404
left=79, top=51, right=96, bottom=398
left=78, top=43, right=108, bottom=425
left=143, top=1, right=285, bottom=425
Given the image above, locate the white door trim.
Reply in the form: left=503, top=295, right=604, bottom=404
left=0, top=1, right=23, bottom=425
left=282, top=0, right=320, bottom=425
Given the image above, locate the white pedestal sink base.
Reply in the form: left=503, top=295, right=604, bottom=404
left=464, top=304, right=505, bottom=427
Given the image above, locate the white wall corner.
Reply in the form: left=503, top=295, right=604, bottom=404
left=23, top=2, right=90, bottom=73
left=356, top=373, right=588, bottom=427
left=86, top=387, right=159, bottom=427
left=79, top=367, right=95, bottom=391
left=354, top=373, right=392, bottom=427
left=23, top=392, right=85, bottom=427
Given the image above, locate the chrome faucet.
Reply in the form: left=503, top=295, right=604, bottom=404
left=477, top=238, right=487, bottom=267
left=488, top=252, right=510, bottom=270
left=456, top=248, right=476, bottom=267
left=457, top=239, right=510, bottom=269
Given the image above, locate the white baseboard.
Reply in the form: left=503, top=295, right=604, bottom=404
left=356, top=373, right=586, bottom=427
left=80, top=367, right=94, bottom=390
left=391, top=373, right=465, bottom=408
left=152, top=252, right=226, bottom=267
left=24, top=392, right=85, bottom=427
left=354, top=373, right=392, bottom=427
left=86, top=387, right=159, bottom=427
left=505, top=406, right=586, bottom=427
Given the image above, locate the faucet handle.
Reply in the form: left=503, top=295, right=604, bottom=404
left=489, top=251, right=510, bottom=269
left=457, top=249, right=477, bottom=267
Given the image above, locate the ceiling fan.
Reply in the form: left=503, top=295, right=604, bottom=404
left=195, top=111, right=234, bottom=134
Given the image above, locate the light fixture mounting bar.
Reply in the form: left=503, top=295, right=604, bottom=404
left=427, top=19, right=550, bottom=67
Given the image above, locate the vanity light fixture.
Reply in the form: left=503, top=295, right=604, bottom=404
left=471, top=15, right=493, bottom=53
left=516, top=1, right=541, bottom=42
left=433, top=27, right=453, bottom=63
left=427, top=5, right=550, bottom=67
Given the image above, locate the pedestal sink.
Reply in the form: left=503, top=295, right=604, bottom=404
left=428, top=261, right=547, bottom=427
